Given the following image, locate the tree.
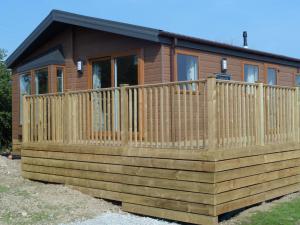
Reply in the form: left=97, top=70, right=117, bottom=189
left=0, top=49, right=12, bottom=150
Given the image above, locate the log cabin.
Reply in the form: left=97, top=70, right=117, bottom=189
left=6, top=10, right=300, bottom=225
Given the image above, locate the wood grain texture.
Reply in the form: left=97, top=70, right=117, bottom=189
left=21, top=143, right=300, bottom=224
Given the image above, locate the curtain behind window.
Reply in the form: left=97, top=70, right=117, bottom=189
left=35, top=69, right=48, bottom=94
left=20, top=74, right=31, bottom=124
left=244, top=64, right=259, bottom=83
left=177, top=54, right=198, bottom=81
left=92, top=63, right=101, bottom=89
left=267, top=68, right=277, bottom=85
left=296, top=75, right=300, bottom=86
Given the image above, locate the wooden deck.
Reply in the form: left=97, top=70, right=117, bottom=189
left=20, top=77, right=300, bottom=224
left=21, top=143, right=300, bottom=225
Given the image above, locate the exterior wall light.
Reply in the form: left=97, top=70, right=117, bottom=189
left=221, top=58, right=228, bottom=73
left=77, top=60, right=83, bottom=73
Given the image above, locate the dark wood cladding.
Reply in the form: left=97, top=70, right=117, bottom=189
left=12, top=27, right=163, bottom=148
left=11, top=27, right=299, bottom=152
left=162, top=45, right=297, bottom=85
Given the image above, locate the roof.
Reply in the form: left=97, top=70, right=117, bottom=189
left=16, top=49, right=64, bottom=73
left=6, top=10, right=300, bottom=68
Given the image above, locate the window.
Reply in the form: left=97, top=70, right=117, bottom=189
left=267, top=68, right=277, bottom=85
left=296, top=75, right=300, bottom=86
left=92, top=59, right=111, bottom=89
left=35, top=68, right=48, bottom=94
left=20, top=74, right=31, bottom=124
left=115, top=55, right=138, bottom=87
left=244, top=64, right=259, bottom=83
left=56, top=67, right=64, bottom=92
left=177, top=54, right=198, bottom=81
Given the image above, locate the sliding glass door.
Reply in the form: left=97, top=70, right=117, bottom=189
left=92, top=58, right=111, bottom=89
left=91, top=55, right=139, bottom=133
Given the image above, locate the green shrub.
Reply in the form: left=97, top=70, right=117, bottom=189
left=0, top=49, right=12, bottom=151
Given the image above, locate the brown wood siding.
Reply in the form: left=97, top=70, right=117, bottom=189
left=161, top=45, right=171, bottom=82
left=11, top=27, right=162, bottom=148
left=163, top=45, right=298, bottom=84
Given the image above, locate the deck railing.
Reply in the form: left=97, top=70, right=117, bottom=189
left=22, top=76, right=300, bottom=150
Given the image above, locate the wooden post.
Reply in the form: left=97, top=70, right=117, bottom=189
left=22, top=95, right=29, bottom=144
left=207, top=76, right=217, bottom=150
left=120, top=84, right=129, bottom=145
left=63, top=91, right=70, bottom=143
left=294, top=87, right=300, bottom=142
left=256, top=82, right=265, bottom=146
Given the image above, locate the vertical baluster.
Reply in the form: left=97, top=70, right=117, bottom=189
left=107, top=90, right=111, bottom=144
left=143, top=88, right=148, bottom=147
left=177, top=85, right=181, bottom=148
left=138, top=88, right=143, bottom=146
left=160, top=86, right=164, bottom=147
left=112, top=90, right=115, bottom=143
left=165, top=85, right=170, bottom=147
left=237, top=85, right=242, bottom=147
left=134, top=88, right=138, bottom=146
left=98, top=91, right=102, bottom=143
left=170, top=85, right=175, bottom=148
left=225, top=83, right=229, bottom=147
left=241, top=86, right=246, bottom=147
left=196, top=82, right=200, bottom=148
left=221, top=83, right=225, bottom=147
left=104, top=91, right=108, bottom=144
left=189, top=83, right=193, bottom=148
left=129, top=89, right=133, bottom=144
left=149, top=88, right=153, bottom=146
left=155, top=87, right=159, bottom=147
left=117, top=89, right=121, bottom=144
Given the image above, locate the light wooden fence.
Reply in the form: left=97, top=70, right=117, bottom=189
left=22, top=77, right=300, bottom=150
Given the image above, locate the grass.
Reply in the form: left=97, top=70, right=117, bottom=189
left=240, top=196, right=300, bottom=225
left=0, top=211, right=52, bottom=225
left=0, top=185, right=9, bottom=193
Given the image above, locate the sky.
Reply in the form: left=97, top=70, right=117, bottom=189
left=1, top=0, right=300, bottom=59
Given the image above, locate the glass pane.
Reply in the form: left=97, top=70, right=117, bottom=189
left=177, top=54, right=198, bottom=81
left=296, top=75, right=300, bottom=86
left=92, top=59, right=111, bottom=89
left=115, top=55, right=138, bottom=87
left=20, top=74, right=31, bottom=124
left=244, top=64, right=259, bottom=83
left=267, top=68, right=277, bottom=85
left=35, top=68, right=48, bottom=94
left=57, top=68, right=63, bottom=92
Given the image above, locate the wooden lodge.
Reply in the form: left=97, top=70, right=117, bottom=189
left=6, top=10, right=300, bottom=225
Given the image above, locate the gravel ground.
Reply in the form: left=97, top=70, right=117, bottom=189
left=0, top=156, right=121, bottom=225
left=64, top=212, right=179, bottom=225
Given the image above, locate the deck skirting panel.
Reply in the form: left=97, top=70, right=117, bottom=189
left=21, top=143, right=300, bottom=225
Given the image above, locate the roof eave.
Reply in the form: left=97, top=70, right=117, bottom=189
left=6, top=10, right=161, bottom=68
left=159, top=32, right=300, bottom=68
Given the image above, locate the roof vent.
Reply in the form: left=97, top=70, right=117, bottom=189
left=243, top=31, right=248, bottom=48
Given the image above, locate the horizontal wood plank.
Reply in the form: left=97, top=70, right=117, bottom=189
left=22, top=164, right=215, bottom=194
left=21, top=149, right=215, bottom=172
left=22, top=157, right=215, bottom=183
left=73, top=186, right=215, bottom=216
left=22, top=171, right=215, bottom=205
left=122, top=203, right=218, bottom=225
